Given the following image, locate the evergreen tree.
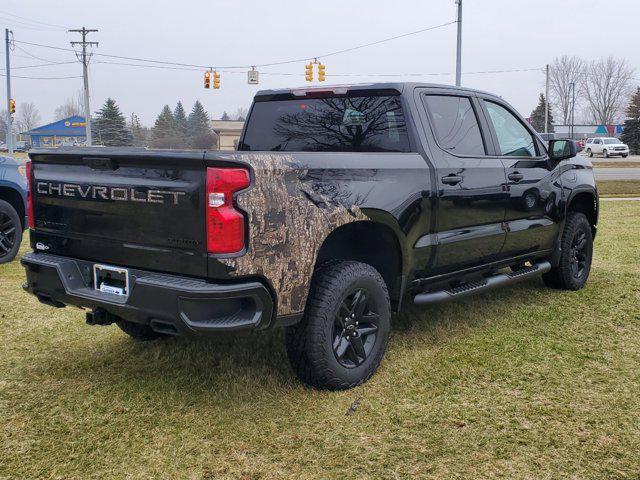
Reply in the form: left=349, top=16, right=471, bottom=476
left=529, top=93, right=555, bottom=133
left=620, top=87, right=640, bottom=155
left=187, top=101, right=211, bottom=135
left=128, top=113, right=148, bottom=147
left=150, top=105, right=178, bottom=148
left=220, top=111, right=230, bottom=121
left=187, top=101, right=217, bottom=149
left=173, top=101, right=189, bottom=138
left=92, top=98, right=133, bottom=146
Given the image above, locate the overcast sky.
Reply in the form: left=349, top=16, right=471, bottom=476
left=2, top=0, right=639, bottom=127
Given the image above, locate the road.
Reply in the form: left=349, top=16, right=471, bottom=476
left=593, top=168, right=640, bottom=180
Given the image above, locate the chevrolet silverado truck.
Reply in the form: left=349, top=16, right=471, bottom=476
left=21, top=83, right=598, bottom=390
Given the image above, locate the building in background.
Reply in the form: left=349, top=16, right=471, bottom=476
left=553, top=124, right=624, bottom=140
left=210, top=120, right=244, bottom=150
left=23, top=116, right=87, bottom=147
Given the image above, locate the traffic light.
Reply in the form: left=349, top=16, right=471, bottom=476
left=317, top=63, right=325, bottom=82
left=204, top=71, right=211, bottom=89
left=213, top=70, right=220, bottom=89
left=9, top=99, right=15, bottom=114
left=305, top=62, right=314, bottom=82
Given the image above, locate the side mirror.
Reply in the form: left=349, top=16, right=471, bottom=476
left=548, top=139, right=577, bottom=161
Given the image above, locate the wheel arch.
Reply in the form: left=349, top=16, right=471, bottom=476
left=567, top=188, right=598, bottom=238
left=0, top=186, right=26, bottom=230
left=313, top=220, right=405, bottom=311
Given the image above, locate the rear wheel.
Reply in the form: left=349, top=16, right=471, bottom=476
left=0, top=199, right=22, bottom=264
left=117, top=320, right=165, bottom=341
left=543, top=212, right=593, bottom=290
left=286, top=261, right=391, bottom=390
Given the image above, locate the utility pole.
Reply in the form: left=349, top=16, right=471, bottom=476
left=69, top=27, right=98, bottom=146
left=569, top=82, right=576, bottom=139
left=544, top=64, right=549, bottom=134
left=4, top=29, right=13, bottom=154
left=455, top=0, right=462, bottom=86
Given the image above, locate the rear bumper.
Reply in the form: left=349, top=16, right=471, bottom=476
left=21, top=252, right=275, bottom=335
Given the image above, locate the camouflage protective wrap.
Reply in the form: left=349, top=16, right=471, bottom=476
left=219, top=153, right=368, bottom=316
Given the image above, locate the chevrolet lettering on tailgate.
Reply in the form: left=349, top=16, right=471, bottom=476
left=36, top=182, right=187, bottom=205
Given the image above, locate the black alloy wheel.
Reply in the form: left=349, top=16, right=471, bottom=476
left=333, top=288, right=380, bottom=368
left=569, top=228, right=588, bottom=279
left=0, top=210, right=17, bottom=257
left=542, top=211, right=593, bottom=290
left=285, top=260, right=391, bottom=390
left=0, top=199, right=22, bottom=264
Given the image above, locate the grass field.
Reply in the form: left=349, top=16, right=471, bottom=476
left=1, top=205, right=639, bottom=479
left=597, top=180, right=640, bottom=197
left=593, top=162, right=640, bottom=169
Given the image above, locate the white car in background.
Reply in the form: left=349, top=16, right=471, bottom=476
left=584, top=137, right=629, bottom=158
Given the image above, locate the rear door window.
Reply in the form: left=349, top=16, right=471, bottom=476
left=422, top=95, right=486, bottom=155
left=239, top=95, right=410, bottom=152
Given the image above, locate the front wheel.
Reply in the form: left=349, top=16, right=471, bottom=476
left=587, top=148, right=593, bottom=158
left=603, top=149, right=609, bottom=158
left=622, top=154, right=628, bottom=158
left=543, top=212, right=593, bottom=290
left=286, top=261, right=391, bottom=390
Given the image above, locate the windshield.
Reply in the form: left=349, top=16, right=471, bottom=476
left=239, top=95, right=410, bottom=152
left=604, top=138, right=620, bottom=144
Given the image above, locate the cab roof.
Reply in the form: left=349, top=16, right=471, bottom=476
left=254, top=82, right=497, bottom=100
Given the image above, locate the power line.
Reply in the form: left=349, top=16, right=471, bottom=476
left=12, top=20, right=457, bottom=70
left=10, top=60, right=77, bottom=69
left=91, top=59, right=541, bottom=78
left=0, top=10, right=68, bottom=30
left=0, top=17, right=67, bottom=32
left=0, top=72, right=82, bottom=79
left=297, top=21, right=458, bottom=62
left=12, top=43, right=71, bottom=63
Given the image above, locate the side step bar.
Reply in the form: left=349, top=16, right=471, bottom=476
left=413, top=261, right=551, bottom=305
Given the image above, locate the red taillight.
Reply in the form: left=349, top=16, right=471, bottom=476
left=206, top=167, right=250, bottom=254
left=26, top=160, right=35, bottom=229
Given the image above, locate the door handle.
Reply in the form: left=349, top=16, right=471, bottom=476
left=441, top=174, right=463, bottom=185
left=508, top=172, right=524, bottom=182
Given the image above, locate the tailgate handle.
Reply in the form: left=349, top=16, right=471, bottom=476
left=84, top=157, right=118, bottom=170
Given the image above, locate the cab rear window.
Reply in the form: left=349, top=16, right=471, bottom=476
left=238, top=95, right=410, bottom=152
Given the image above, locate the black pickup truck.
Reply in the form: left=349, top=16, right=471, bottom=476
left=22, top=83, right=598, bottom=390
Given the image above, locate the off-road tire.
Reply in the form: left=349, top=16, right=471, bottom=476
left=543, top=212, right=593, bottom=290
left=0, top=199, right=22, bottom=264
left=285, top=261, right=391, bottom=390
left=117, top=320, right=165, bottom=341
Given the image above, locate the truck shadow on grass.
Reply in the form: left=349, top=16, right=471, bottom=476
left=23, top=279, right=555, bottom=397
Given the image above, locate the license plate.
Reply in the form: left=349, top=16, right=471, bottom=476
left=93, top=264, right=130, bottom=297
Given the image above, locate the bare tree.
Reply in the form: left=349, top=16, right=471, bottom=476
left=54, top=91, right=84, bottom=120
left=549, top=55, right=585, bottom=125
left=233, top=107, right=249, bottom=121
left=582, top=56, right=635, bottom=125
left=16, top=102, right=41, bottom=133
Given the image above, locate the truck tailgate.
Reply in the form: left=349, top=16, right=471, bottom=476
left=29, top=149, right=207, bottom=277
